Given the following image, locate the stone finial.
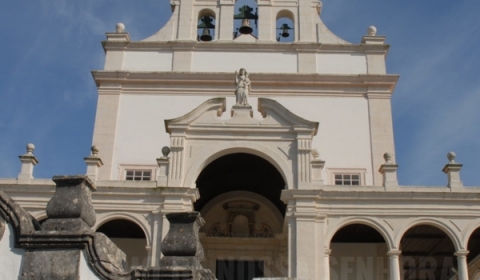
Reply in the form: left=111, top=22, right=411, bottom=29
left=443, top=151, right=463, bottom=189
left=84, top=145, right=103, bottom=181
left=91, top=145, right=99, bottom=157
left=379, top=152, right=398, bottom=189
left=383, top=152, right=392, bottom=163
left=447, top=151, right=456, bottom=163
left=311, top=148, right=320, bottom=159
left=115, top=22, right=125, bottom=33
left=367, top=26, right=377, bottom=36
left=18, top=143, right=39, bottom=182
left=161, top=146, right=171, bottom=158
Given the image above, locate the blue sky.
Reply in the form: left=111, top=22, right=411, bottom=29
left=1, top=0, right=479, bottom=186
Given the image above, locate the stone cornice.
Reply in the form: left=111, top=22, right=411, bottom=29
left=91, top=71, right=399, bottom=97
left=102, top=40, right=390, bottom=54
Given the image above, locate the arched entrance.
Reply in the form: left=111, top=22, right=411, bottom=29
left=195, top=153, right=287, bottom=279
left=330, top=224, right=389, bottom=279
left=400, top=225, right=456, bottom=279
left=466, top=227, right=480, bottom=277
left=96, top=219, right=148, bottom=267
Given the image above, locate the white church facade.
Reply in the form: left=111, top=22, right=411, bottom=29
left=2, top=0, right=480, bottom=279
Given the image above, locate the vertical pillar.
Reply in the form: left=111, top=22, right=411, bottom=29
left=168, top=135, right=185, bottom=187
left=149, top=210, right=163, bottom=267
left=455, top=250, right=469, bottom=280
left=324, top=249, right=331, bottom=280
left=218, top=0, right=234, bottom=41
left=283, top=191, right=323, bottom=279
left=387, top=250, right=401, bottom=280
left=17, top=143, right=39, bottom=183
left=366, top=92, right=396, bottom=186
left=296, top=131, right=313, bottom=189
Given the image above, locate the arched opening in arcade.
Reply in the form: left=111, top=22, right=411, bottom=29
left=329, top=224, right=389, bottom=279
left=400, top=225, right=456, bottom=279
left=466, top=227, right=480, bottom=277
left=195, top=152, right=287, bottom=280
left=96, top=219, right=148, bottom=267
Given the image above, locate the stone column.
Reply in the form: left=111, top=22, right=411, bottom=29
left=455, top=250, right=469, bottom=280
left=442, top=152, right=463, bottom=189
left=387, top=250, right=401, bottom=280
left=324, top=249, right=331, bottom=279
left=218, top=0, right=234, bottom=41
left=17, top=143, right=38, bottom=183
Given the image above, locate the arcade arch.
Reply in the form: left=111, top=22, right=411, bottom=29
left=96, top=218, right=148, bottom=267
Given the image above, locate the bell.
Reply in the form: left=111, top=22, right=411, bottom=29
left=281, top=27, right=289, bottom=38
left=238, top=18, right=253, bottom=35
left=200, top=28, right=212, bottom=42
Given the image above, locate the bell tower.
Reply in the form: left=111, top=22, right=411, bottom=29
left=146, top=0, right=345, bottom=43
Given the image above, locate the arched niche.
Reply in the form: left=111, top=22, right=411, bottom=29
left=197, top=9, right=216, bottom=42
left=96, top=219, right=148, bottom=267
left=275, top=10, right=294, bottom=42
left=400, top=225, right=457, bottom=279
left=195, top=153, right=286, bottom=216
left=330, top=224, right=389, bottom=279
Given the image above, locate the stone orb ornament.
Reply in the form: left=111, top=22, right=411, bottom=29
left=447, top=151, right=456, bottom=163
left=116, top=22, right=125, bottom=33
left=367, top=25, right=377, bottom=36
left=26, top=143, right=35, bottom=154
left=162, top=146, right=171, bottom=158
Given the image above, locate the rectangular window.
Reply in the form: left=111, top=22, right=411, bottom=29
left=125, top=170, right=152, bottom=181
left=334, top=174, right=360, bottom=186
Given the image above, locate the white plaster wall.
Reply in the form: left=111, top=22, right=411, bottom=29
left=114, top=95, right=372, bottom=185
left=123, top=51, right=173, bottom=71
left=330, top=243, right=389, bottom=280
left=192, top=51, right=298, bottom=73
left=0, top=223, right=24, bottom=280
left=273, top=96, right=373, bottom=185
left=80, top=250, right=102, bottom=280
left=113, top=94, right=229, bottom=180
left=317, top=53, right=367, bottom=74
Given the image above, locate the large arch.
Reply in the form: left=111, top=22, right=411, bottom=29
left=195, top=152, right=286, bottom=215
left=95, top=212, right=151, bottom=246
left=183, top=142, right=293, bottom=190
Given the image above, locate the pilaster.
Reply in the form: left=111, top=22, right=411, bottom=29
left=366, top=91, right=396, bottom=186
left=218, top=0, right=235, bottom=41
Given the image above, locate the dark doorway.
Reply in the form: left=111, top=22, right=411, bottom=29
left=216, top=260, right=264, bottom=280
left=195, top=153, right=286, bottom=215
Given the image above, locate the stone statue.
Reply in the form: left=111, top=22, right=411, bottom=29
left=235, top=68, right=251, bottom=106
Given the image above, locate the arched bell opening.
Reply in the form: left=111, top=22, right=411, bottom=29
left=330, top=224, right=389, bottom=278
left=275, top=10, right=294, bottom=43
left=233, top=0, right=258, bottom=38
left=195, top=152, right=288, bottom=279
left=400, top=225, right=457, bottom=279
left=96, top=219, right=148, bottom=267
left=197, top=9, right=216, bottom=42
